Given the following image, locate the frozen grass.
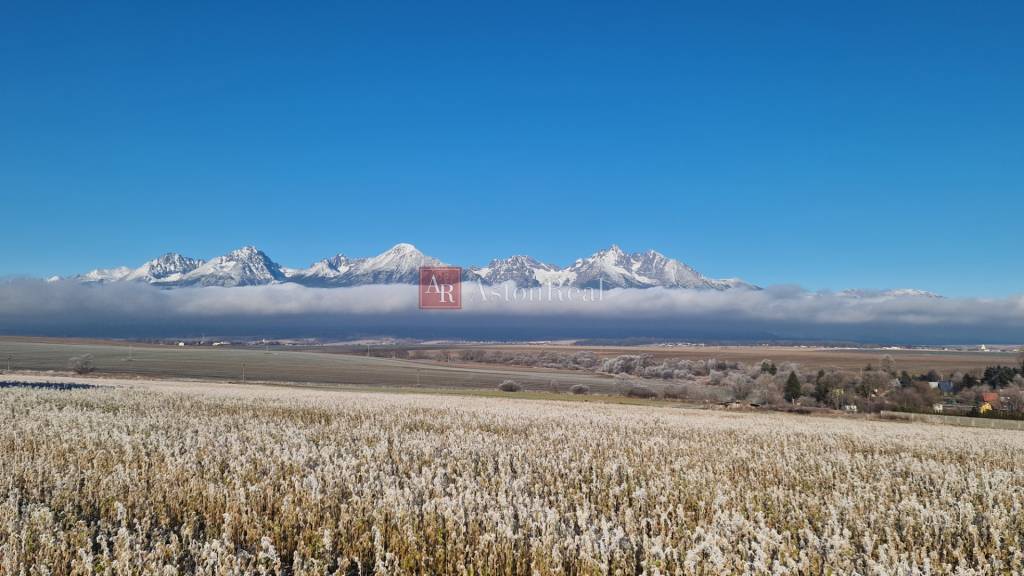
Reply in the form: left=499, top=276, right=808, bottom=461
left=1, top=383, right=1023, bottom=574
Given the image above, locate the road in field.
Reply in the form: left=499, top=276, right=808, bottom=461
left=0, top=340, right=615, bottom=393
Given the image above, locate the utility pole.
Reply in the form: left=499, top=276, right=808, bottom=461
left=6, top=354, right=10, bottom=372
left=417, top=369, right=421, bottom=387
left=366, top=344, right=371, bottom=357
left=242, top=362, right=246, bottom=384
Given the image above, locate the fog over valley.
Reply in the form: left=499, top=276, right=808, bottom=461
left=3, top=279, right=1022, bottom=343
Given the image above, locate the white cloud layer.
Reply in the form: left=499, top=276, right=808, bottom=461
left=1, top=279, right=1023, bottom=343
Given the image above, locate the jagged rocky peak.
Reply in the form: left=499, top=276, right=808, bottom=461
left=175, top=245, right=286, bottom=287
left=566, top=245, right=750, bottom=290
left=306, top=253, right=355, bottom=275
left=225, top=245, right=262, bottom=259
left=325, top=253, right=352, bottom=267
left=568, top=245, right=655, bottom=288
left=124, top=252, right=204, bottom=283
left=471, top=255, right=559, bottom=286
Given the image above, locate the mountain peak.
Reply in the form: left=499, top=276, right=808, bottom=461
left=78, top=266, right=133, bottom=283
left=124, top=252, right=204, bottom=284
left=387, top=243, right=420, bottom=254
left=227, top=245, right=263, bottom=258
left=565, top=245, right=738, bottom=290
left=174, top=246, right=284, bottom=287
left=325, top=253, right=350, bottom=266
left=498, top=255, right=546, bottom=266
left=470, top=255, right=562, bottom=286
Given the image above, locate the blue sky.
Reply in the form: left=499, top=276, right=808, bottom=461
left=1, top=1, right=1022, bottom=297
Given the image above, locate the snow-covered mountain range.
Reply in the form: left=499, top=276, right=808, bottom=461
left=56, top=243, right=761, bottom=290
left=67, top=247, right=283, bottom=288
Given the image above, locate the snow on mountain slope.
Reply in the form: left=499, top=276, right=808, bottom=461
left=60, top=246, right=950, bottom=296
left=61, top=243, right=768, bottom=291
left=534, top=268, right=577, bottom=286
left=76, top=266, right=133, bottom=283
left=288, top=254, right=358, bottom=286
left=706, top=277, right=759, bottom=290
left=567, top=245, right=649, bottom=288
left=469, top=255, right=561, bottom=287
left=123, top=253, right=204, bottom=285
left=564, top=245, right=744, bottom=290
left=175, top=246, right=286, bottom=287
left=630, top=249, right=721, bottom=289
left=290, top=243, right=456, bottom=286
left=340, top=243, right=443, bottom=285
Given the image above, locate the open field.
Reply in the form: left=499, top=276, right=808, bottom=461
left=3, top=338, right=1016, bottom=385
left=0, top=339, right=615, bottom=394
left=881, top=410, right=1024, bottom=430
left=420, top=343, right=1020, bottom=374
left=2, top=378, right=1023, bottom=574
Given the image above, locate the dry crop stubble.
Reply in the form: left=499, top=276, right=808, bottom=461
left=1, top=382, right=1022, bottom=574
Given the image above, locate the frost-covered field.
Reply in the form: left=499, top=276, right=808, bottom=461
left=1, top=383, right=1022, bottom=575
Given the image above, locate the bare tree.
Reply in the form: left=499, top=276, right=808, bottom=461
left=859, top=370, right=890, bottom=397
left=726, top=373, right=754, bottom=400
left=68, top=354, right=95, bottom=375
left=880, top=354, right=896, bottom=374
left=1002, top=386, right=1024, bottom=413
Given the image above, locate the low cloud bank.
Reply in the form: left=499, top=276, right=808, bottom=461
left=1, top=279, right=1023, bottom=343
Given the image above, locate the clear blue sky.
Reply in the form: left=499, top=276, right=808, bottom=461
left=2, top=1, right=1021, bottom=297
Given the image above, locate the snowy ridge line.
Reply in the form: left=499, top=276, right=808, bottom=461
left=52, top=243, right=938, bottom=297
left=57, top=243, right=756, bottom=290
